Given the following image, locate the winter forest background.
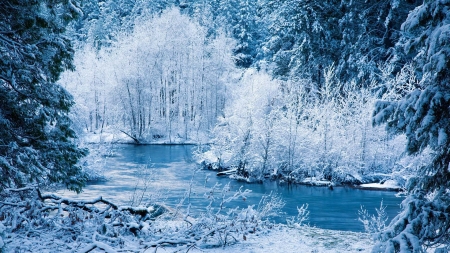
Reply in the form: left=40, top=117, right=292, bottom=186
left=63, top=1, right=423, bottom=184
left=1, top=0, right=450, bottom=252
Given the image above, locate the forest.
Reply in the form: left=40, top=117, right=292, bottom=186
left=0, top=0, right=449, bottom=252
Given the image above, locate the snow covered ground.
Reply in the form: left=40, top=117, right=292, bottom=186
left=3, top=224, right=374, bottom=253
left=205, top=225, right=373, bottom=253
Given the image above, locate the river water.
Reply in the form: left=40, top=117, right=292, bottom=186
left=57, top=144, right=403, bottom=232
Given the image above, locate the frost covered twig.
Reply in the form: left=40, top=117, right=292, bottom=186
left=358, top=200, right=388, bottom=234
left=286, top=204, right=309, bottom=228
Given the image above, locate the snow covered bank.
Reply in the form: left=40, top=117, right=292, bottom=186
left=299, top=177, right=333, bottom=187
left=3, top=212, right=375, bottom=253
left=358, top=180, right=402, bottom=191
left=3, top=224, right=375, bottom=253
left=200, top=160, right=404, bottom=191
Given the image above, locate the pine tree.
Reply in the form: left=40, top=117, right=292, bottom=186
left=373, top=0, right=450, bottom=251
left=0, top=0, right=88, bottom=192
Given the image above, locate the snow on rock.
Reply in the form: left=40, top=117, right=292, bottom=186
left=359, top=180, right=401, bottom=190
left=217, top=168, right=238, bottom=176
left=197, top=150, right=233, bottom=169
left=198, top=150, right=220, bottom=164
left=301, top=177, right=332, bottom=186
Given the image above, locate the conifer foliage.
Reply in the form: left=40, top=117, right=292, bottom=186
left=373, top=0, right=450, bottom=251
left=0, top=0, right=87, bottom=192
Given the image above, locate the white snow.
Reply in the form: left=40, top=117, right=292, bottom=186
left=82, top=130, right=130, bottom=144
left=205, top=225, right=373, bottom=253
left=82, top=128, right=207, bottom=145
left=360, top=180, right=401, bottom=190
left=217, top=168, right=238, bottom=176
left=301, top=177, right=332, bottom=186
left=1, top=186, right=379, bottom=253
left=3, top=223, right=375, bottom=253
left=438, top=127, right=447, bottom=146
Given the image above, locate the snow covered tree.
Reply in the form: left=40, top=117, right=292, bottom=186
left=204, top=0, right=264, bottom=68
left=261, top=0, right=418, bottom=85
left=373, top=1, right=450, bottom=251
left=0, top=0, right=88, bottom=192
left=63, top=8, right=234, bottom=143
left=261, top=0, right=342, bottom=80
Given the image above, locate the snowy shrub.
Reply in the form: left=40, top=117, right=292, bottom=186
left=78, top=142, right=119, bottom=183
left=286, top=204, right=310, bottom=228
left=0, top=184, right=280, bottom=252
left=371, top=194, right=450, bottom=253
left=358, top=201, right=388, bottom=234
left=256, top=192, right=285, bottom=219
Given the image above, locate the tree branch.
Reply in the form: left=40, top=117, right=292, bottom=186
left=119, top=130, right=140, bottom=144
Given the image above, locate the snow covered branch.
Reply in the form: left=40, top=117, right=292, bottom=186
left=0, top=184, right=277, bottom=252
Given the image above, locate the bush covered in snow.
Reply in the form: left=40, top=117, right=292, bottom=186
left=0, top=184, right=283, bottom=252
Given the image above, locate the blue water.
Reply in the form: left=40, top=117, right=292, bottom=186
left=58, top=144, right=403, bottom=232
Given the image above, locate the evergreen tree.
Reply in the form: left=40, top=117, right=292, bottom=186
left=261, top=0, right=418, bottom=85
left=204, top=0, right=264, bottom=68
left=0, top=0, right=88, bottom=192
left=261, top=0, right=341, bottom=80
left=373, top=0, right=450, bottom=251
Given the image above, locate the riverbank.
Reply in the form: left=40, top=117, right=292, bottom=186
left=1, top=143, right=403, bottom=252
left=213, top=165, right=403, bottom=192
left=12, top=222, right=446, bottom=252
